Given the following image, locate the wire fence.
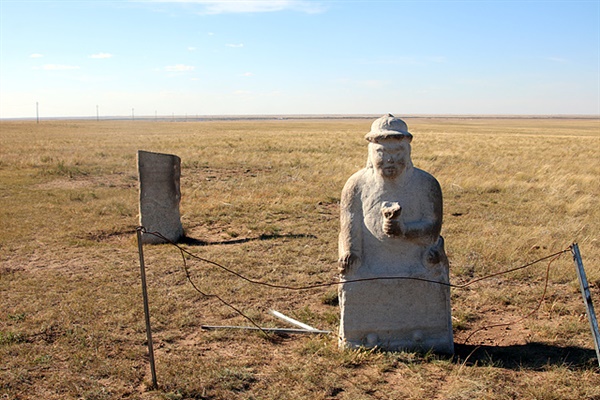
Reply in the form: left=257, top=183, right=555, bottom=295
left=136, top=227, right=572, bottom=343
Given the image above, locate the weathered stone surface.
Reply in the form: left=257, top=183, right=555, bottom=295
left=138, top=150, right=183, bottom=244
left=338, top=114, right=453, bottom=353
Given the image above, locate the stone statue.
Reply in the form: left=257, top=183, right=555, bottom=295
left=338, top=114, right=453, bottom=353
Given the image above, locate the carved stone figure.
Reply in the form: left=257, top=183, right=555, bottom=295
left=338, top=114, right=453, bottom=353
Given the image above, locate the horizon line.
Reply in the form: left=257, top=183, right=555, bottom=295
left=2, top=113, right=599, bottom=122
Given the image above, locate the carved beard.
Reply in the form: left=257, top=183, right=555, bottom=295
left=379, top=161, right=406, bottom=178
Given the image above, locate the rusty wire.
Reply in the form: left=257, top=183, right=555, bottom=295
left=137, top=227, right=572, bottom=343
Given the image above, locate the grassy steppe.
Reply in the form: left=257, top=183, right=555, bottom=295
left=1, top=117, right=599, bottom=399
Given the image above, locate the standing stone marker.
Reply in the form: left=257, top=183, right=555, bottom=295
left=338, top=114, right=453, bottom=353
left=138, top=150, right=184, bottom=244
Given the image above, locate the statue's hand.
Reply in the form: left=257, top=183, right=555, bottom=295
left=381, top=202, right=403, bottom=236
left=423, top=237, right=447, bottom=267
left=338, top=252, right=360, bottom=274
left=382, top=219, right=403, bottom=236
left=381, top=203, right=402, bottom=220
left=425, top=246, right=441, bottom=265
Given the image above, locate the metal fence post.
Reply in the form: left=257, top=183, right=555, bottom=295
left=571, top=243, right=600, bottom=367
left=137, top=227, right=158, bottom=389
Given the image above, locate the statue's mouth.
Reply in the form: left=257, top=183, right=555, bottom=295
left=381, top=167, right=398, bottom=177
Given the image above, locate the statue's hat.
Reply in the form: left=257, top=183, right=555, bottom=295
left=365, top=114, right=413, bottom=142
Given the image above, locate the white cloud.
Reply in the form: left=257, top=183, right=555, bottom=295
left=360, top=56, right=447, bottom=66
left=164, top=64, right=195, bottom=72
left=148, top=1, right=327, bottom=15
left=89, top=53, right=114, bottom=59
left=359, top=80, right=388, bottom=89
left=428, top=56, right=447, bottom=64
left=29, top=53, right=43, bottom=58
left=241, top=72, right=253, bottom=77
left=234, top=90, right=252, bottom=95
left=188, top=46, right=197, bottom=51
left=226, top=43, right=244, bottom=48
left=334, top=78, right=389, bottom=89
left=547, top=56, right=568, bottom=63
left=360, top=56, right=420, bottom=66
left=35, top=64, right=81, bottom=71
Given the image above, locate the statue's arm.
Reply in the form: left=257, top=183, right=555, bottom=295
left=402, top=175, right=443, bottom=245
left=338, top=175, right=363, bottom=274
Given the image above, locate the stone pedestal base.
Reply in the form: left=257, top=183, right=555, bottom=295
left=339, top=278, right=454, bottom=354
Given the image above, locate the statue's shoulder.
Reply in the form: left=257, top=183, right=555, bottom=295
left=342, top=168, right=369, bottom=194
left=412, top=167, right=442, bottom=189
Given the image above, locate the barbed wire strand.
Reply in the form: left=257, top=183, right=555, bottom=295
left=138, top=228, right=270, bottom=336
left=137, top=228, right=576, bottom=399
left=138, top=228, right=572, bottom=344
left=462, top=250, right=565, bottom=344
left=141, top=229, right=570, bottom=290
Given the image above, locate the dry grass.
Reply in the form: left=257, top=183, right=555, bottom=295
left=0, top=117, right=599, bottom=399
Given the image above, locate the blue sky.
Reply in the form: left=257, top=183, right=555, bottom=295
left=1, top=0, right=598, bottom=118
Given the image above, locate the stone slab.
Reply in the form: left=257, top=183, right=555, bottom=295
left=138, top=150, right=183, bottom=244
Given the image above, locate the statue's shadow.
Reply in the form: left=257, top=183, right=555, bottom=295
left=453, top=342, right=598, bottom=370
left=180, top=233, right=317, bottom=246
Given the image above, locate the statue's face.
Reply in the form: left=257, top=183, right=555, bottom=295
left=369, top=139, right=410, bottom=178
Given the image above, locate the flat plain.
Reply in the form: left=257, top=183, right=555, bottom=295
left=0, top=117, right=599, bottom=399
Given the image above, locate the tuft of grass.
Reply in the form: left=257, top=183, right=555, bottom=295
left=320, top=289, right=339, bottom=306
left=0, top=331, right=25, bottom=345
left=50, top=160, right=90, bottom=178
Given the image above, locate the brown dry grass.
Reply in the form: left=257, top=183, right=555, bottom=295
left=0, top=117, right=599, bottom=399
